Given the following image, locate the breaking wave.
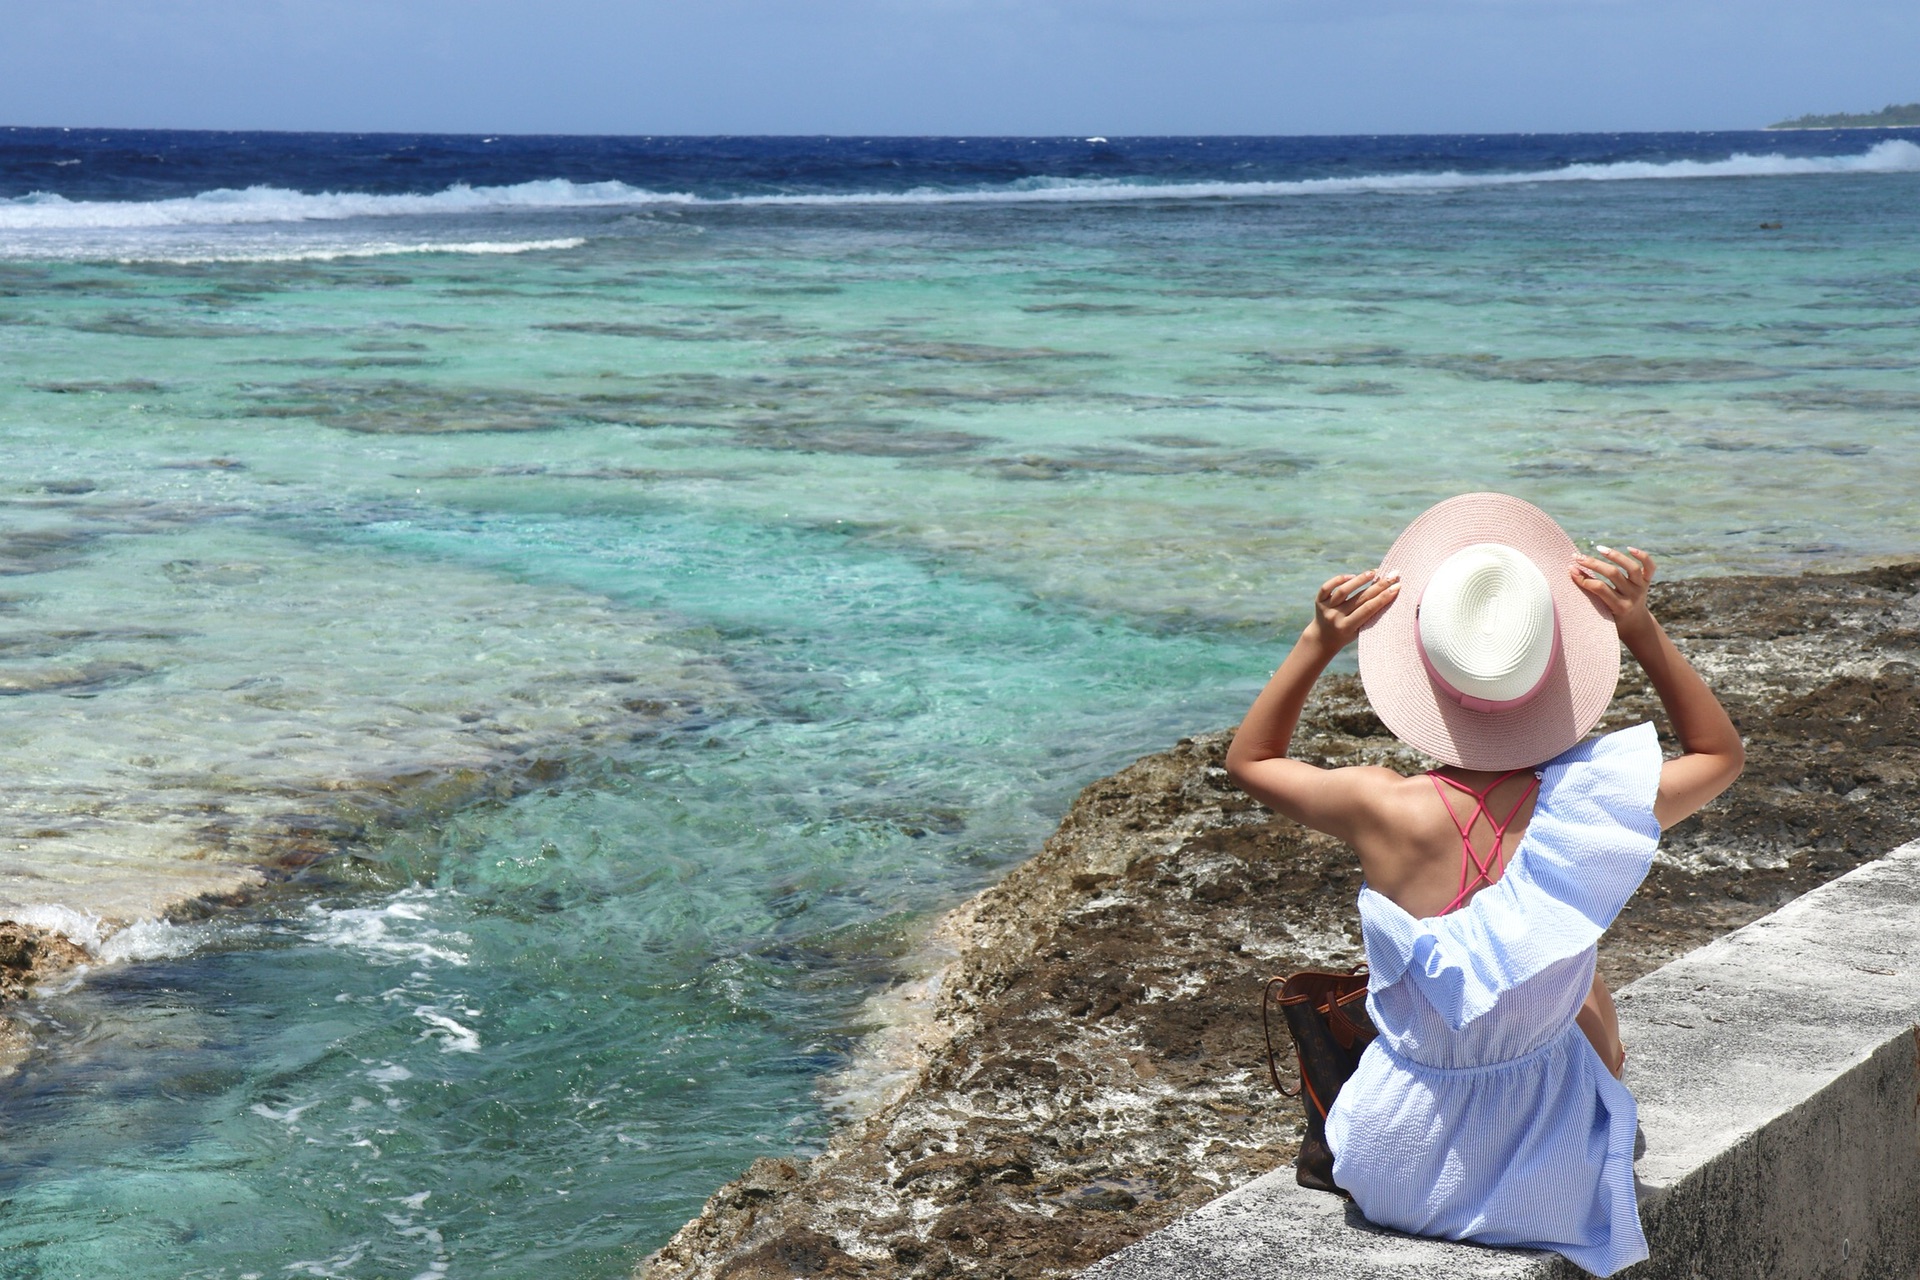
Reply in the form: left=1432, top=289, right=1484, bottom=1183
left=3, top=140, right=1917, bottom=230
left=109, top=237, right=587, bottom=264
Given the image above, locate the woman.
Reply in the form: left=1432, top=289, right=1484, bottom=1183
left=1224, top=493, right=1743, bottom=1277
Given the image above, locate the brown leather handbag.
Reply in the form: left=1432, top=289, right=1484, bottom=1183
left=1262, top=965, right=1378, bottom=1195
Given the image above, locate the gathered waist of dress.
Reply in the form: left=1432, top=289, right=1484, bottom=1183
left=1373, top=1022, right=1581, bottom=1079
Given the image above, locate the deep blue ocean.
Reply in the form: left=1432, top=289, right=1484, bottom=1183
left=6, top=126, right=1918, bottom=203
left=0, top=127, right=1917, bottom=1277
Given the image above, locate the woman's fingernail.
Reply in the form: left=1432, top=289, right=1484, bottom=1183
left=1596, top=544, right=1614, bottom=555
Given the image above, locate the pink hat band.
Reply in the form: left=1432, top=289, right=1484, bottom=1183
left=1416, top=607, right=1563, bottom=714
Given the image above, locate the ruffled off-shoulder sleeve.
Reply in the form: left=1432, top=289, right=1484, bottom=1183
left=1360, top=722, right=1664, bottom=1029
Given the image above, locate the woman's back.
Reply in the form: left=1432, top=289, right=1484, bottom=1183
left=1352, top=768, right=1541, bottom=921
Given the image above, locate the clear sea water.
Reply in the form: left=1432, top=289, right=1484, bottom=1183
left=1, top=127, right=1917, bottom=1277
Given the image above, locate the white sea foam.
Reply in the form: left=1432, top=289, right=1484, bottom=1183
left=1, top=905, right=211, bottom=960
left=413, top=1007, right=481, bottom=1053
left=95, top=917, right=214, bottom=963
left=111, top=237, right=586, bottom=264
left=249, top=1099, right=317, bottom=1125
left=1, top=140, right=1915, bottom=235
left=3, top=903, right=111, bottom=951
left=0, top=179, right=669, bottom=230
left=303, top=891, right=471, bottom=969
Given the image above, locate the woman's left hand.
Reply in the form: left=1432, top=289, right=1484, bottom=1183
left=1305, top=569, right=1401, bottom=653
left=1571, top=545, right=1655, bottom=639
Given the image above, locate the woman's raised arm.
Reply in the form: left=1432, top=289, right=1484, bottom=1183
left=1573, top=547, right=1744, bottom=828
left=1225, top=570, right=1403, bottom=842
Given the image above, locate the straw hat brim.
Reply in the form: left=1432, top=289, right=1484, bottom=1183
left=1357, top=493, right=1621, bottom=770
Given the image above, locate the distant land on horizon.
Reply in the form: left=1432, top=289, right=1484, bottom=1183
left=1768, top=101, right=1920, bottom=129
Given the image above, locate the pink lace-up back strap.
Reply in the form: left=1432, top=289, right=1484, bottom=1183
left=1429, top=768, right=1541, bottom=915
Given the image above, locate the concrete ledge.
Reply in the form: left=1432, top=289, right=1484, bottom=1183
left=1085, top=841, right=1920, bottom=1279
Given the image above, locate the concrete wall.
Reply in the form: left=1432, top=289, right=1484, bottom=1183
left=1084, top=841, right=1920, bottom=1280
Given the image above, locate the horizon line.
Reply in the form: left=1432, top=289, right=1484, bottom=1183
left=10, top=123, right=1911, bottom=142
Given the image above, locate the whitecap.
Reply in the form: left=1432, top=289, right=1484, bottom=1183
left=303, top=891, right=470, bottom=969
left=110, top=237, right=586, bottom=264
left=0, top=140, right=1913, bottom=235
left=2, top=904, right=108, bottom=950
left=413, top=1007, right=481, bottom=1053
left=249, top=1100, right=315, bottom=1124
left=95, top=917, right=214, bottom=963
left=0, top=905, right=217, bottom=969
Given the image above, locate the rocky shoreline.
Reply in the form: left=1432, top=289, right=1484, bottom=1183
left=639, top=562, right=1920, bottom=1280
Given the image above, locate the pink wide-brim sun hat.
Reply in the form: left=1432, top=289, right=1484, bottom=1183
left=1357, top=492, right=1621, bottom=771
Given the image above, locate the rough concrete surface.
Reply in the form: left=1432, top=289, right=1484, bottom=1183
left=1085, top=841, right=1920, bottom=1280
left=641, top=563, right=1920, bottom=1280
left=1623, top=840, right=1920, bottom=1280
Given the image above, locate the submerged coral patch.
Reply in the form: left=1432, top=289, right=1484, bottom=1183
left=1254, top=345, right=1407, bottom=369
left=240, top=355, right=442, bottom=370
left=1129, top=434, right=1222, bottom=450
left=1254, top=346, right=1788, bottom=385
left=1310, top=379, right=1403, bottom=396
left=853, top=338, right=1109, bottom=364
left=348, top=339, right=430, bottom=353
left=863, top=383, right=1085, bottom=408
left=967, top=446, right=1311, bottom=481
left=730, top=419, right=991, bottom=458
left=1020, top=302, right=1154, bottom=315
left=0, top=660, right=150, bottom=696
left=160, top=559, right=272, bottom=588
left=0, top=527, right=102, bottom=577
left=158, top=458, right=248, bottom=471
left=1694, top=436, right=1871, bottom=456
left=1743, top=387, right=1920, bottom=414
left=0, top=629, right=132, bottom=659
left=71, top=313, right=277, bottom=339
left=30, top=379, right=173, bottom=395
left=236, top=379, right=662, bottom=434
left=1455, top=355, right=1787, bottom=385
left=537, top=320, right=734, bottom=342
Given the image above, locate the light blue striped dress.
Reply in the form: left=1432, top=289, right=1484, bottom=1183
left=1324, top=723, right=1662, bottom=1277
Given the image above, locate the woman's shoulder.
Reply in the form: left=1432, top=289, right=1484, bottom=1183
left=1344, top=766, right=1475, bottom=903
left=1542, top=722, right=1661, bottom=774
left=1531, top=723, right=1662, bottom=830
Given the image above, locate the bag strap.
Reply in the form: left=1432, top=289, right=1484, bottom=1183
left=1262, top=976, right=1301, bottom=1097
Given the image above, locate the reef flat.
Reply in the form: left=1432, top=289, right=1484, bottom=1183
left=642, top=561, right=1920, bottom=1280
left=0, top=512, right=716, bottom=1003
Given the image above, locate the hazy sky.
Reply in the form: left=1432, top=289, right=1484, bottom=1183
left=1, top=0, right=1914, bottom=136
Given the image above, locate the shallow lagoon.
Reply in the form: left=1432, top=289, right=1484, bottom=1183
left=0, top=137, right=1917, bottom=1274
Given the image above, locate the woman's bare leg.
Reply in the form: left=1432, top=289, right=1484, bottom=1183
left=1576, top=970, right=1625, bottom=1078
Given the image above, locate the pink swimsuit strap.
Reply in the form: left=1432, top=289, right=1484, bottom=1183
left=1428, top=768, right=1540, bottom=915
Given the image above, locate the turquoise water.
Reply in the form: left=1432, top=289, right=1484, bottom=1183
left=1, top=155, right=1918, bottom=1275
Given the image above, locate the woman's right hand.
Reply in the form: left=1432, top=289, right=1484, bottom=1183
left=1306, top=569, right=1401, bottom=653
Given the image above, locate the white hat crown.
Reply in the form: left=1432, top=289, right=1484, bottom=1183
left=1417, top=543, right=1558, bottom=706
